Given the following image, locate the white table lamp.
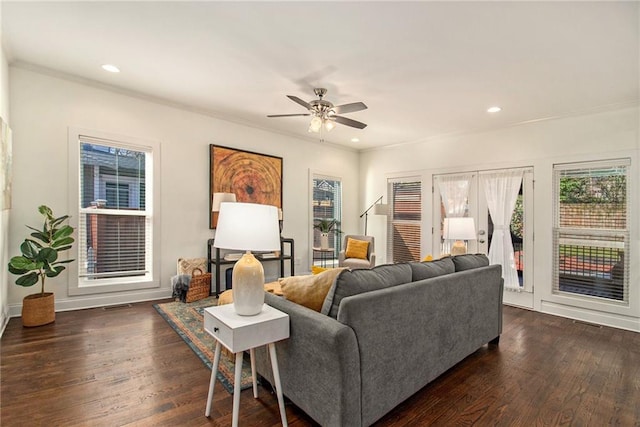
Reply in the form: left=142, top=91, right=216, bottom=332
left=213, top=202, right=281, bottom=315
left=443, top=217, right=476, bottom=255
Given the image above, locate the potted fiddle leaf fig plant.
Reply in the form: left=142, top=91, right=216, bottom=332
left=8, top=205, right=75, bottom=327
left=313, top=219, right=341, bottom=250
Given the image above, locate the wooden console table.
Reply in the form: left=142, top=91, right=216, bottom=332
left=207, top=237, right=295, bottom=296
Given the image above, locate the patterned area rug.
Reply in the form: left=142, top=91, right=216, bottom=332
left=153, top=297, right=253, bottom=393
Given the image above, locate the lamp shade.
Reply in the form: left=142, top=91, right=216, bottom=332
left=308, top=116, right=323, bottom=133
left=211, top=192, right=236, bottom=212
left=372, top=203, right=389, bottom=215
left=443, top=217, right=476, bottom=240
left=213, top=202, right=281, bottom=251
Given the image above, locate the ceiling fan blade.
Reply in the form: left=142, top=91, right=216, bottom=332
left=267, top=113, right=311, bottom=118
left=287, top=95, right=312, bottom=110
left=333, top=115, right=367, bottom=129
left=333, top=102, right=368, bottom=114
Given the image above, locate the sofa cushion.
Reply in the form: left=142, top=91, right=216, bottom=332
left=452, top=253, right=490, bottom=271
left=279, top=268, right=345, bottom=312
left=321, top=263, right=412, bottom=318
left=345, top=238, right=370, bottom=260
left=409, top=257, right=455, bottom=281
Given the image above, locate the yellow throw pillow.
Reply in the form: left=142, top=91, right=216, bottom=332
left=217, top=281, right=282, bottom=306
left=312, top=265, right=330, bottom=275
left=278, top=268, right=345, bottom=312
left=345, top=238, right=370, bottom=260
left=422, top=254, right=434, bottom=262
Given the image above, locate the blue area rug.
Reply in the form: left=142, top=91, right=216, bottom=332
left=153, top=297, right=252, bottom=393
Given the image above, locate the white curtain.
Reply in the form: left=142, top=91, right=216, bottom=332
left=437, top=174, right=473, bottom=253
left=481, top=170, right=523, bottom=290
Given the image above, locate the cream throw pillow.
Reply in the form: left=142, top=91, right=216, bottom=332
left=177, top=257, right=207, bottom=275
left=345, top=238, right=370, bottom=260
left=278, top=268, right=345, bottom=312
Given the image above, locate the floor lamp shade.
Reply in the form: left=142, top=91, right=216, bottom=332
left=443, top=217, right=476, bottom=255
left=372, top=203, right=389, bottom=215
left=213, top=203, right=281, bottom=315
left=211, top=192, right=236, bottom=212
left=211, top=192, right=236, bottom=229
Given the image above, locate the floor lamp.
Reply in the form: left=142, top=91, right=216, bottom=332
left=360, top=196, right=389, bottom=235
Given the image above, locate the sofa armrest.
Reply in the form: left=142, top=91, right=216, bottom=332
left=338, top=250, right=346, bottom=264
left=254, top=292, right=362, bottom=427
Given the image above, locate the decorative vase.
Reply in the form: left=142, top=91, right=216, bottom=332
left=320, top=232, right=330, bottom=250
left=232, top=252, right=265, bottom=316
left=22, top=292, right=55, bottom=327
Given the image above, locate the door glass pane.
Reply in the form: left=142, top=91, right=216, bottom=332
left=312, top=177, right=342, bottom=264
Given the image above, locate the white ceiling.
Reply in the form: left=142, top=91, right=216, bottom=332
left=2, top=1, right=638, bottom=150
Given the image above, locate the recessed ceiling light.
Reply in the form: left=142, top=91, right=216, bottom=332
left=101, top=64, right=120, bottom=73
left=351, top=138, right=360, bottom=143
left=487, top=106, right=502, bottom=113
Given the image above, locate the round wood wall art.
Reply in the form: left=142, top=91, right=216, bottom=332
left=210, top=145, right=283, bottom=229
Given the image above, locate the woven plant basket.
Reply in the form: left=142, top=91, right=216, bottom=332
left=22, top=292, right=55, bottom=327
left=186, top=268, right=211, bottom=303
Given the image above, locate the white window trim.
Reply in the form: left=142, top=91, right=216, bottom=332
left=67, top=127, right=161, bottom=296
left=551, top=158, right=631, bottom=307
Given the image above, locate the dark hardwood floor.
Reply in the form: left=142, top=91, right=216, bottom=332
left=1, top=300, right=639, bottom=426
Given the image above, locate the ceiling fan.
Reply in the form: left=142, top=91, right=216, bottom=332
left=268, top=88, right=367, bottom=133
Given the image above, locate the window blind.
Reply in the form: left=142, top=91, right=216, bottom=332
left=387, top=178, right=421, bottom=263
left=552, top=159, right=630, bottom=304
left=78, top=139, right=152, bottom=283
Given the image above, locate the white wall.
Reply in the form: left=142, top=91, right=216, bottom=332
left=360, top=106, right=640, bottom=332
left=1, top=1, right=12, bottom=333
left=7, top=64, right=639, bottom=332
left=7, top=66, right=360, bottom=315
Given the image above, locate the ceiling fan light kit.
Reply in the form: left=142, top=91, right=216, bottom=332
left=268, top=88, right=368, bottom=134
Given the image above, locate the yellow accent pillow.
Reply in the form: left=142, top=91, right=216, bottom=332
left=345, top=238, right=370, bottom=260
left=217, top=281, right=282, bottom=306
left=422, top=254, right=434, bottom=262
left=312, top=265, right=330, bottom=275
left=278, top=268, right=345, bottom=312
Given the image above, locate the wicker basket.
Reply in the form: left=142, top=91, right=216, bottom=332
left=186, top=268, right=211, bottom=302
left=22, top=292, right=55, bottom=327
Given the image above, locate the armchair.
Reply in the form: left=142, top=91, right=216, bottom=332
left=338, top=235, right=376, bottom=269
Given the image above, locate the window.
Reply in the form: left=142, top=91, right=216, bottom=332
left=553, top=159, right=630, bottom=304
left=68, top=129, right=160, bottom=295
left=312, top=175, right=342, bottom=260
left=387, top=178, right=421, bottom=263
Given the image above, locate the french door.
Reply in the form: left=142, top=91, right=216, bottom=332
left=432, top=167, right=534, bottom=297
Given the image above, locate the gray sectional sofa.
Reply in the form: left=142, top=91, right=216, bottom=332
left=254, top=254, right=504, bottom=427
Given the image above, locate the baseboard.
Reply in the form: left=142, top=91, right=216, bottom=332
left=540, top=300, right=640, bottom=333
left=7, top=289, right=173, bottom=318
left=0, top=309, right=9, bottom=337
left=503, top=290, right=534, bottom=309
